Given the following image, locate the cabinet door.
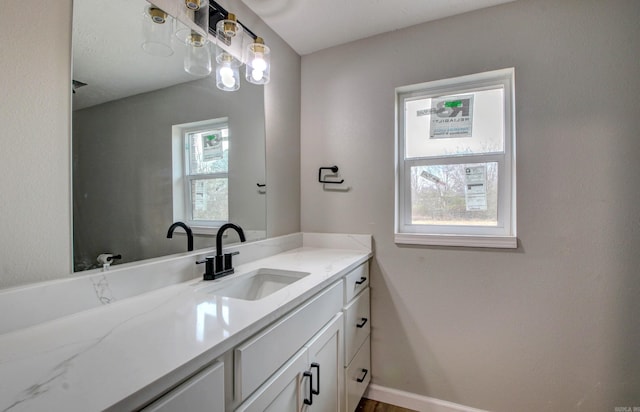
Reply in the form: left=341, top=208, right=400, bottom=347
left=305, top=314, right=344, bottom=412
left=235, top=348, right=307, bottom=412
left=142, top=361, right=224, bottom=412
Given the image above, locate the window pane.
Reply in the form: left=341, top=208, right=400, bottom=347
left=191, top=178, right=228, bottom=221
left=405, top=88, right=504, bottom=158
left=410, top=163, right=498, bottom=226
left=187, top=128, right=229, bottom=175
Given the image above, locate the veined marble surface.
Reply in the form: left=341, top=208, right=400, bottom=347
left=0, top=233, right=371, bottom=412
left=0, top=233, right=303, bottom=335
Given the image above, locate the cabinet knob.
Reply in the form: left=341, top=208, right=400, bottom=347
left=355, top=277, right=367, bottom=285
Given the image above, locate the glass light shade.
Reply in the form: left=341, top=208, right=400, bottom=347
left=184, top=32, right=212, bottom=76
left=215, top=15, right=244, bottom=61
left=141, top=6, right=174, bottom=57
left=216, top=54, right=240, bottom=91
left=174, top=0, right=209, bottom=45
left=245, top=38, right=271, bottom=85
left=215, top=15, right=244, bottom=91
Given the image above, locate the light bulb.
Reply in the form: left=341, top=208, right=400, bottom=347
left=251, top=56, right=267, bottom=72
left=251, top=69, right=264, bottom=82
left=220, top=66, right=236, bottom=88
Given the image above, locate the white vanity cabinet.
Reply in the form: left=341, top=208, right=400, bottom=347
left=141, top=361, right=225, bottom=412
left=342, top=262, right=371, bottom=412
left=137, top=260, right=371, bottom=412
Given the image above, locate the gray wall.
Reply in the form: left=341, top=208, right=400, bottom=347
left=300, top=0, right=640, bottom=410
left=0, top=1, right=73, bottom=287
left=0, top=0, right=301, bottom=289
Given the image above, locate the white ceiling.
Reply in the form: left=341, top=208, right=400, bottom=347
left=239, top=0, right=518, bottom=55
left=73, top=0, right=196, bottom=110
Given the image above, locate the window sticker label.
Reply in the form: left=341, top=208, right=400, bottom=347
left=420, top=170, right=445, bottom=186
left=429, top=94, right=474, bottom=139
left=194, top=180, right=206, bottom=210
left=464, top=165, right=487, bottom=211
left=202, top=133, right=223, bottom=162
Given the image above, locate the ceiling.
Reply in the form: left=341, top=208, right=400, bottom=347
left=73, top=0, right=197, bottom=110
left=239, top=0, right=518, bottom=55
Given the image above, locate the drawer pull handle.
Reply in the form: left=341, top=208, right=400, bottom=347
left=356, top=368, right=369, bottom=383
left=311, top=362, right=320, bottom=395
left=303, top=371, right=314, bottom=405
left=355, top=277, right=367, bottom=285
left=356, top=318, right=368, bottom=328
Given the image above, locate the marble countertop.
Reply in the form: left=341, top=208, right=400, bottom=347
left=0, top=244, right=371, bottom=412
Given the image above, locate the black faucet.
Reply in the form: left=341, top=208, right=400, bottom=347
left=196, top=223, right=246, bottom=280
left=166, top=221, right=194, bottom=252
left=215, top=223, right=246, bottom=275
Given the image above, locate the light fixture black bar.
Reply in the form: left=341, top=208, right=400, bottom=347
left=208, top=0, right=259, bottom=40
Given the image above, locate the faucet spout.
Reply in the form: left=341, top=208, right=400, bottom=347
left=214, top=223, right=246, bottom=275
left=167, top=221, right=194, bottom=252
left=216, top=223, right=246, bottom=257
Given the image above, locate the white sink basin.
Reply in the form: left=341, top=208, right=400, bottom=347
left=202, top=268, right=310, bottom=301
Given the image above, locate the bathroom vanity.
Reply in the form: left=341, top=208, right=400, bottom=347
left=0, top=233, right=371, bottom=412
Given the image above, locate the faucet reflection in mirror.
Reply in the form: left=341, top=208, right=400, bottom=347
left=142, top=0, right=271, bottom=91
left=166, top=221, right=194, bottom=251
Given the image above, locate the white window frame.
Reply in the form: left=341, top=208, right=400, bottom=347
left=395, top=68, right=517, bottom=248
left=172, top=118, right=229, bottom=234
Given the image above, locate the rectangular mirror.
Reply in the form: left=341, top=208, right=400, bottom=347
left=72, top=0, right=267, bottom=271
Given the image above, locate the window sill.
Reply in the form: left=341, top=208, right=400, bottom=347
left=173, top=227, right=267, bottom=241
left=191, top=226, right=220, bottom=236
left=394, top=233, right=517, bottom=249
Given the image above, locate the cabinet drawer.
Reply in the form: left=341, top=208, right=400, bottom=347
left=343, top=262, right=369, bottom=304
left=142, top=361, right=224, bottom=412
left=344, top=287, right=370, bottom=366
left=235, top=281, right=343, bottom=402
left=346, top=336, right=371, bottom=412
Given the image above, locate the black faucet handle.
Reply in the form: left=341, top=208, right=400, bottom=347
left=223, top=251, right=240, bottom=271
left=195, top=256, right=214, bottom=264
left=196, top=256, right=216, bottom=280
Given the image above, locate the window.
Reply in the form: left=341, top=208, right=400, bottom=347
left=395, top=68, right=516, bottom=248
left=172, top=118, right=229, bottom=231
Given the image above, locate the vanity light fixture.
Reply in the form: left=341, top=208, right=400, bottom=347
left=141, top=5, right=174, bottom=57
left=184, top=31, right=212, bottom=76
left=142, top=0, right=272, bottom=90
left=245, top=37, right=270, bottom=85
left=185, top=0, right=205, bottom=11
left=215, top=13, right=243, bottom=91
left=174, top=0, right=209, bottom=45
left=208, top=1, right=272, bottom=90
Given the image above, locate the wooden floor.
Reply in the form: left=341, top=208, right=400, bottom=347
left=355, top=398, right=418, bottom=412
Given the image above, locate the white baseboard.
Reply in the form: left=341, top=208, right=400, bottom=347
left=364, top=384, right=490, bottom=412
